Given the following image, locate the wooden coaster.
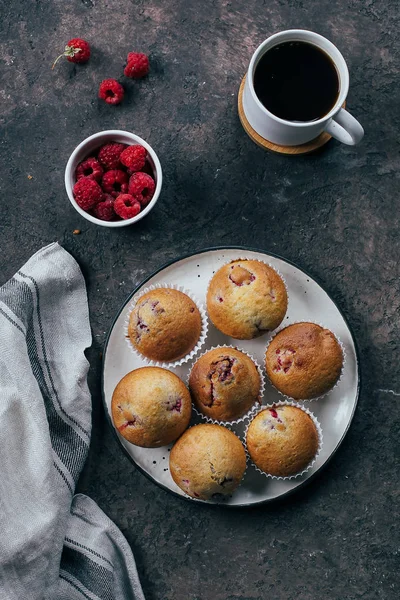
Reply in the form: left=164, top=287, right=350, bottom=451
left=238, top=76, right=336, bottom=155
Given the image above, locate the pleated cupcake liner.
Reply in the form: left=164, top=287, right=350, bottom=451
left=124, top=282, right=208, bottom=368
left=263, top=320, right=346, bottom=403
left=243, top=400, right=323, bottom=481
left=187, top=345, right=266, bottom=426
left=205, top=256, right=289, bottom=339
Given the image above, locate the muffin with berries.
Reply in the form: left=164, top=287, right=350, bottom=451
left=128, top=288, right=203, bottom=362
left=246, top=405, right=320, bottom=477
left=207, top=260, right=287, bottom=339
left=265, top=322, right=343, bottom=399
left=170, top=424, right=247, bottom=500
left=111, top=367, right=191, bottom=447
left=189, top=347, right=261, bottom=422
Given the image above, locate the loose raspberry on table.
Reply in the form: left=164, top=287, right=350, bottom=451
left=99, top=79, right=124, bottom=105
left=98, top=143, right=126, bottom=170
left=124, top=52, right=149, bottom=78
left=75, top=157, right=103, bottom=182
left=101, top=170, right=129, bottom=196
left=52, top=38, right=90, bottom=68
left=114, top=194, right=141, bottom=219
left=73, top=178, right=103, bottom=210
left=128, top=172, right=155, bottom=206
left=93, top=194, right=116, bottom=221
left=120, top=145, right=147, bottom=172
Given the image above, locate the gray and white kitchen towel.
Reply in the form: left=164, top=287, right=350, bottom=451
left=0, top=242, right=145, bottom=600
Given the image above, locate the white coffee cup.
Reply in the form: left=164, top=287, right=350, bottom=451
left=242, top=30, right=364, bottom=146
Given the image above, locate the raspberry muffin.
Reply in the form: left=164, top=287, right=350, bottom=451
left=128, top=288, right=202, bottom=362
left=189, top=347, right=261, bottom=422
left=170, top=424, right=246, bottom=500
left=207, top=260, right=287, bottom=339
left=265, top=322, right=343, bottom=400
left=111, top=367, right=191, bottom=447
left=246, top=405, right=319, bottom=477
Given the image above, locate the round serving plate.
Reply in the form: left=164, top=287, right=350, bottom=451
left=102, top=247, right=360, bottom=507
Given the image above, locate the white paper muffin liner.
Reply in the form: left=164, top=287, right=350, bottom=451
left=206, top=257, right=289, bottom=338
left=187, top=345, right=266, bottom=426
left=124, top=283, right=208, bottom=368
left=244, top=401, right=323, bottom=480
left=264, top=320, right=346, bottom=403
left=172, top=422, right=249, bottom=502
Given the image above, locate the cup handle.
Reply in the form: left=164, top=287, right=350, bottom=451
left=324, top=108, right=364, bottom=146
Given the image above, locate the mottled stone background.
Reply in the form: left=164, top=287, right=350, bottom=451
left=1, top=1, right=399, bottom=598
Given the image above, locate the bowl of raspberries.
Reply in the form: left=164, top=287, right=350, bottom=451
left=65, top=130, right=162, bottom=227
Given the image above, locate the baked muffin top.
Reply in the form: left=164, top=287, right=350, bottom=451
left=207, top=260, right=287, bottom=339
left=111, top=367, right=191, bottom=447
left=246, top=405, right=319, bottom=477
left=128, top=288, right=202, bottom=362
left=189, top=347, right=261, bottom=421
left=170, top=424, right=246, bottom=500
left=265, top=322, right=343, bottom=399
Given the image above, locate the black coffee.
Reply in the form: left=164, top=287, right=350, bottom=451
left=254, top=41, right=339, bottom=122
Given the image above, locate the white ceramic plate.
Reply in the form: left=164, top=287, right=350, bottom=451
left=102, top=248, right=360, bottom=506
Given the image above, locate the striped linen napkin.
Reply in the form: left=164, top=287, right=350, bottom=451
left=0, top=242, right=145, bottom=600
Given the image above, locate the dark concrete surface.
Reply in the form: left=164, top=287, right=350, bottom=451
left=1, top=1, right=399, bottom=598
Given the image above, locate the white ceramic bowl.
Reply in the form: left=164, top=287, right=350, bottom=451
left=65, top=130, right=163, bottom=227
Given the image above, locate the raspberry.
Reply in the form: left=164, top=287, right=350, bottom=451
left=130, top=159, right=154, bottom=177
left=93, top=194, right=116, bottom=221
left=99, top=79, right=124, bottom=105
left=114, top=194, right=141, bottom=219
left=120, top=145, right=147, bottom=172
left=75, top=157, right=103, bottom=182
left=101, top=170, right=129, bottom=196
left=124, top=52, right=149, bottom=78
left=52, top=38, right=90, bottom=68
left=128, top=172, right=155, bottom=206
left=97, top=143, right=126, bottom=170
left=73, top=178, right=103, bottom=210
left=165, top=397, right=182, bottom=413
